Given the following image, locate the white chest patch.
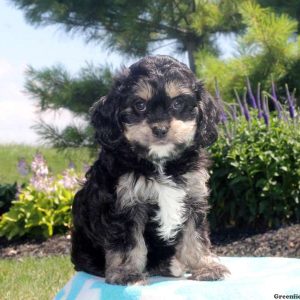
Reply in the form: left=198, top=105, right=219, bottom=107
left=153, top=179, right=186, bottom=241
left=117, top=172, right=187, bottom=241
left=148, top=144, right=175, bottom=159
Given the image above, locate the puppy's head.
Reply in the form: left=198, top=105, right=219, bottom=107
left=91, top=55, right=220, bottom=160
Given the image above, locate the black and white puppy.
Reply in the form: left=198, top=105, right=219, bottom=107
left=71, top=55, right=229, bottom=285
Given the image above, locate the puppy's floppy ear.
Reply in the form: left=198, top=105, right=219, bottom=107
left=195, top=80, right=221, bottom=148
left=90, top=95, right=122, bottom=149
left=90, top=67, right=131, bottom=148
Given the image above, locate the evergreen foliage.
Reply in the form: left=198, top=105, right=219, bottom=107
left=10, top=0, right=244, bottom=71
left=9, top=0, right=300, bottom=146
left=257, top=0, right=300, bottom=31
left=196, top=2, right=300, bottom=100
left=25, top=63, right=112, bottom=115
left=25, top=63, right=112, bottom=147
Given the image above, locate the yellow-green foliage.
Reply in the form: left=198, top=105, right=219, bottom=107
left=0, top=182, right=75, bottom=240
left=191, top=0, right=243, bottom=35
left=196, top=1, right=299, bottom=99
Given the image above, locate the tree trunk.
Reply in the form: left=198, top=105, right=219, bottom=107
left=186, top=40, right=196, bottom=73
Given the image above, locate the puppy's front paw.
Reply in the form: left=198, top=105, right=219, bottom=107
left=189, top=262, right=230, bottom=281
left=105, top=269, right=147, bottom=285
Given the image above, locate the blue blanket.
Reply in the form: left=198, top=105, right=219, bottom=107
left=55, top=257, right=300, bottom=300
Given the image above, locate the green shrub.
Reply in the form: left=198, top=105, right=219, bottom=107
left=0, top=183, right=18, bottom=216
left=0, top=154, right=81, bottom=240
left=209, top=114, right=300, bottom=231
left=0, top=182, right=75, bottom=240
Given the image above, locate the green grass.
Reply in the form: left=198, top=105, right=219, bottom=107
left=0, top=144, right=94, bottom=184
left=0, top=256, right=74, bottom=300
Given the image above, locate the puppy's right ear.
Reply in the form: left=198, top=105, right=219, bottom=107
left=90, top=95, right=122, bottom=149
left=90, top=67, right=130, bottom=148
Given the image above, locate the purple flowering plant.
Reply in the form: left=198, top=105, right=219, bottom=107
left=17, top=158, right=29, bottom=176
left=0, top=153, right=86, bottom=239
left=216, top=79, right=299, bottom=142
left=209, top=80, right=300, bottom=231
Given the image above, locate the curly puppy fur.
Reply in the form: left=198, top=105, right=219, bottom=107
left=71, top=55, right=230, bottom=285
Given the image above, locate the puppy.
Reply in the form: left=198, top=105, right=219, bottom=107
left=71, top=55, right=229, bottom=285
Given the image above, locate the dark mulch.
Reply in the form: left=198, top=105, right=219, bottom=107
left=212, top=224, right=300, bottom=257
left=0, top=224, right=299, bottom=259
left=0, top=234, right=72, bottom=259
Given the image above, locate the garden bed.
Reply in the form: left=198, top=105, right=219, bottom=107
left=1, top=224, right=299, bottom=259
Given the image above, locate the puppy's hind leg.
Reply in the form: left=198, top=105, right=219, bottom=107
left=105, top=227, right=148, bottom=285
left=71, top=228, right=106, bottom=277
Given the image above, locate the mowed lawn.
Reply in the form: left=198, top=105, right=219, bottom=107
left=0, top=144, right=93, bottom=183
left=0, top=256, right=74, bottom=300
left=0, top=145, right=90, bottom=298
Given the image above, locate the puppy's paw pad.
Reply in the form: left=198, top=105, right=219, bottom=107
left=189, top=263, right=230, bottom=281
left=106, top=272, right=147, bottom=286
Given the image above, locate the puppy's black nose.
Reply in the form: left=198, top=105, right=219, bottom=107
left=152, top=126, right=169, bottom=138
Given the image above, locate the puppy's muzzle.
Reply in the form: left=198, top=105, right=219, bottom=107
left=151, top=124, right=169, bottom=139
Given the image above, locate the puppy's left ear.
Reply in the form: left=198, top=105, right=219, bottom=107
left=195, top=80, right=221, bottom=148
left=90, top=95, right=122, bottom=149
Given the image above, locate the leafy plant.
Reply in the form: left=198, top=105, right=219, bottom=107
left=0, top=184, right=75, bottom=239
left=0, top=154, right=83, bottom=239
left=209, top=82, right=300, bottom=231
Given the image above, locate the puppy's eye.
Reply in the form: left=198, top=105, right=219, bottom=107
left=171, top=98, right=184, bottom=110
left=134, top=100, right=147, bottom=112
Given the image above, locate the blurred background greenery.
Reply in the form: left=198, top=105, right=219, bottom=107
left=0, top=0, right=299, bottom=236
left=6, top=0, right=300, bottom=147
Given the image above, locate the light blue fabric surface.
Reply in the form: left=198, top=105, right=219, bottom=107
left=55, top=257, right=300, bottom=300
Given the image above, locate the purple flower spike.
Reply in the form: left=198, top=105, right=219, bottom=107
left=246, top=77, right=257, bottom=108
left=68, top=161, right=75, bottom=169
left=289, top=106, right=295, bottom=119
left=220, top=111, right=227, bottom=123
left=30, top=175, right=55, bottom=193
left=17, top=158, right=29, bottom=176
left=256, top=83, right=262, bottom=119
left=271, top=80, right=278, bottom=101
left=243, top=90, right=251, bottom=122
left=215, top=78, right=227, bottom=122
left=285, top=84, right=295, bottom=119
left=31, top=152, right=49, bottom=177
left=271, top=80, right=282, bottom=119
left=262, top=112, right=269, bottom=126
left=214, top=78, right=221, bottom=100
left=228, top=104, right=237, bottom=121
left=234, top=89, right=244, bottom=117
left=58, top=169, right=79, bottom=190
left=232, top=105, right=237, bottom=121
left=262, top=96, right=269, bottom=126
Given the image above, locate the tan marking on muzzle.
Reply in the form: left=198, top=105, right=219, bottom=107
left=124, top=120, right=153, bottom=144
left=168, top=119, right=197, bottom=144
